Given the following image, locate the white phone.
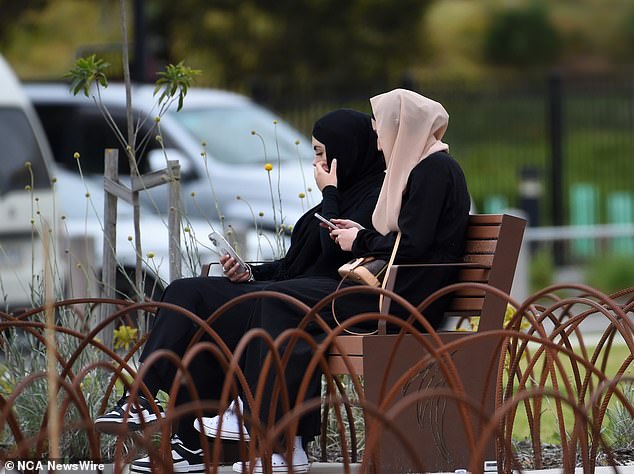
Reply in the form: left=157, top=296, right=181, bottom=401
left=314, top=212, right=338, bottom=230
left=208, top=232, right=249, bottom=274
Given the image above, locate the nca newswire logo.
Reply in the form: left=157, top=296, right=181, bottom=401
left=4, top=459, right=105, bottom=472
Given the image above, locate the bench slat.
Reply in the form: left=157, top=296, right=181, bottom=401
left=467, top=214, right=504, bottom=225
left=464, top=240, right=498, bottom=253
left=452, top=288, right=487, bottom=297
left=457, top=268, right=490, bottom=282
left=463, top=254, right=494, bottom=266
left=448, top=296, right=485, bottom=312
left=466, top=226, right=502, bottom=239
left=328, top=356, right=365, bottom=375
left=328, top=335, right=364, bottom=355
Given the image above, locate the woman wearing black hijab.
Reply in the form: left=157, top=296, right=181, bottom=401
left=94, top=109, right=385, bottom=473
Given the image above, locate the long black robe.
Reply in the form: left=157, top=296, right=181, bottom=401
left=137, top=109, right=385, bottom=448
left=243, top=151, right=471, bottom=440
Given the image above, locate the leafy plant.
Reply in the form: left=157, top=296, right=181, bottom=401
left=0, top=307, right=126, bottom=460
left=586, top=254, right=634, bottom=294
left=64, top=54, right=110, bottom=97
left=529, top=246, right=555, bottom=293
left=154, top=61, right=202, bottom=112
left=604, top=382, right=634, bottom=449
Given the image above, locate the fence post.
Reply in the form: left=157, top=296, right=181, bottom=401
left=99, top=149, right=118, bottom=349
left=167, top=160, right=181, bottom=281
left=67, top=235, right=97, bottom=299
left=548, top=72, right=565, bottom=264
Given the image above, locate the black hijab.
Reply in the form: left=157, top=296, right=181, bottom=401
left=279, top=109, right=385, bottom=279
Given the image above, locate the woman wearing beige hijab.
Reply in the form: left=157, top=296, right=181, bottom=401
left=332, top=88, right=471, bottom=328
left=206, top=90, right=469, bottom=473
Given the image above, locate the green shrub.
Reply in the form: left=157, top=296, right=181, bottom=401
left=529, top=246, right=554, bottom=292
left=484, top=4, right=561, bottom=67
left=586, top=254, right=634, bottom=294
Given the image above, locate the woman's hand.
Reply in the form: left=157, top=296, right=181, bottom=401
left=314, top=158, right=337, bottom=191
left=219, top=254, right=252, bottom=283
left=330, top=227, right=359, bottom=252
left=330, top=218, right=364, bottom=230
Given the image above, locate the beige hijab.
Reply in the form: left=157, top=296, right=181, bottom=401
left=370, top=88, right=449, bottom=234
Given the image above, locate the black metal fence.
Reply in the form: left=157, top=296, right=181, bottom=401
left=251, top=73, right=634, bottom=231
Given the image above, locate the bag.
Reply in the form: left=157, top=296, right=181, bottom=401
left=337, top=257, right=388, bottom=287
left=337, top=232, right=401, bottom=287
left=333, top=232, right=402, bottom=335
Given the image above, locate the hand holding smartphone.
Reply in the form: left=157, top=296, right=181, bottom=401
left=208, top=232, right=249, bottom=274
left=314, top=212, right=338, bottom=230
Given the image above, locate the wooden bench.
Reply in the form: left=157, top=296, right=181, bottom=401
left=201, top=213, right=526, bottom=471
left=327, top=213, right=526, bottom=374
left=323, top=213, right=527, bottom=472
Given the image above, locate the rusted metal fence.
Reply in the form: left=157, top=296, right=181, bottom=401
left=1, top=283, right=632, bottom=472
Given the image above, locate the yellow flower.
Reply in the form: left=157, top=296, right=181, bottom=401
left=147, top=252, right=155, bottom=258
left=295, top=140, right=300, bottom=145
left=113, top=325, right=139, bottom=351
left=504, top=304, right=530, bottom=331
left=127, top=235, right=133, bottom=241
left=264, top=163, right=273, bottom=171
left=273, top=119, right=278, bottom=125
left=25, top=161, right=32, bottom=168
left=73, top=152, right=80, bottom=159
left=184, top=227, right=190, bottom=233
left=25, top=185, right=31, bottom=191
left=298, top=192, right=306, bottom=199
left=258, top=211, right=264, bottom=217
left=154, top=116, right=161, bottom=123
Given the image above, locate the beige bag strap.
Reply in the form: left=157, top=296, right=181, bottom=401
left=332, top=231, right=402, bottom=336
left=378, top=231, right=402, bottom=315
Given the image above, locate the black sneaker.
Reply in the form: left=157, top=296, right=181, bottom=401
left=130, top=435, right=205, bottom=473
left=94, top=394, right=166, bottom=434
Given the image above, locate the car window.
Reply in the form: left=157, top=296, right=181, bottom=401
left=0, top=108, right=50, bottom=195
left=171, top=104, right=311, bottom=164
left=34, top=104, right=168, bottom=176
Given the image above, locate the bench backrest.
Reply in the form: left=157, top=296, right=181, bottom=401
left=445, top=213, right=526, bottom=332
left=377, top=213, right=526, bottom=334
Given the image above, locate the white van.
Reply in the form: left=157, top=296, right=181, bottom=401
left=0, top=55, right=58, bottom=311
left=25, top=83, right=319, bottom=230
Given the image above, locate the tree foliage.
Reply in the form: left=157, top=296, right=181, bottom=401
left=0, top=0, right=49, bottom=45
left=484, top=4, right=561, bottom=67
left=146, top=0, right=433, bottom=90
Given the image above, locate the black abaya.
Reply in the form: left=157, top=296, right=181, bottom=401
left=136, top=109, right=385, bottom=447
left=244, top=151, right=471, bottom=439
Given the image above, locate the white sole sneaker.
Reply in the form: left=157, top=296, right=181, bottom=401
left=94, top=395, right=166, bottom=434
left=193, top=411, right=251, bottom=441
left=232, top=451, right=310, bottom=473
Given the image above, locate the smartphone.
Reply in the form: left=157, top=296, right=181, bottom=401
left=208, top=232, right=249, bottom=274
left=314, top=212, right=338, bottom=230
